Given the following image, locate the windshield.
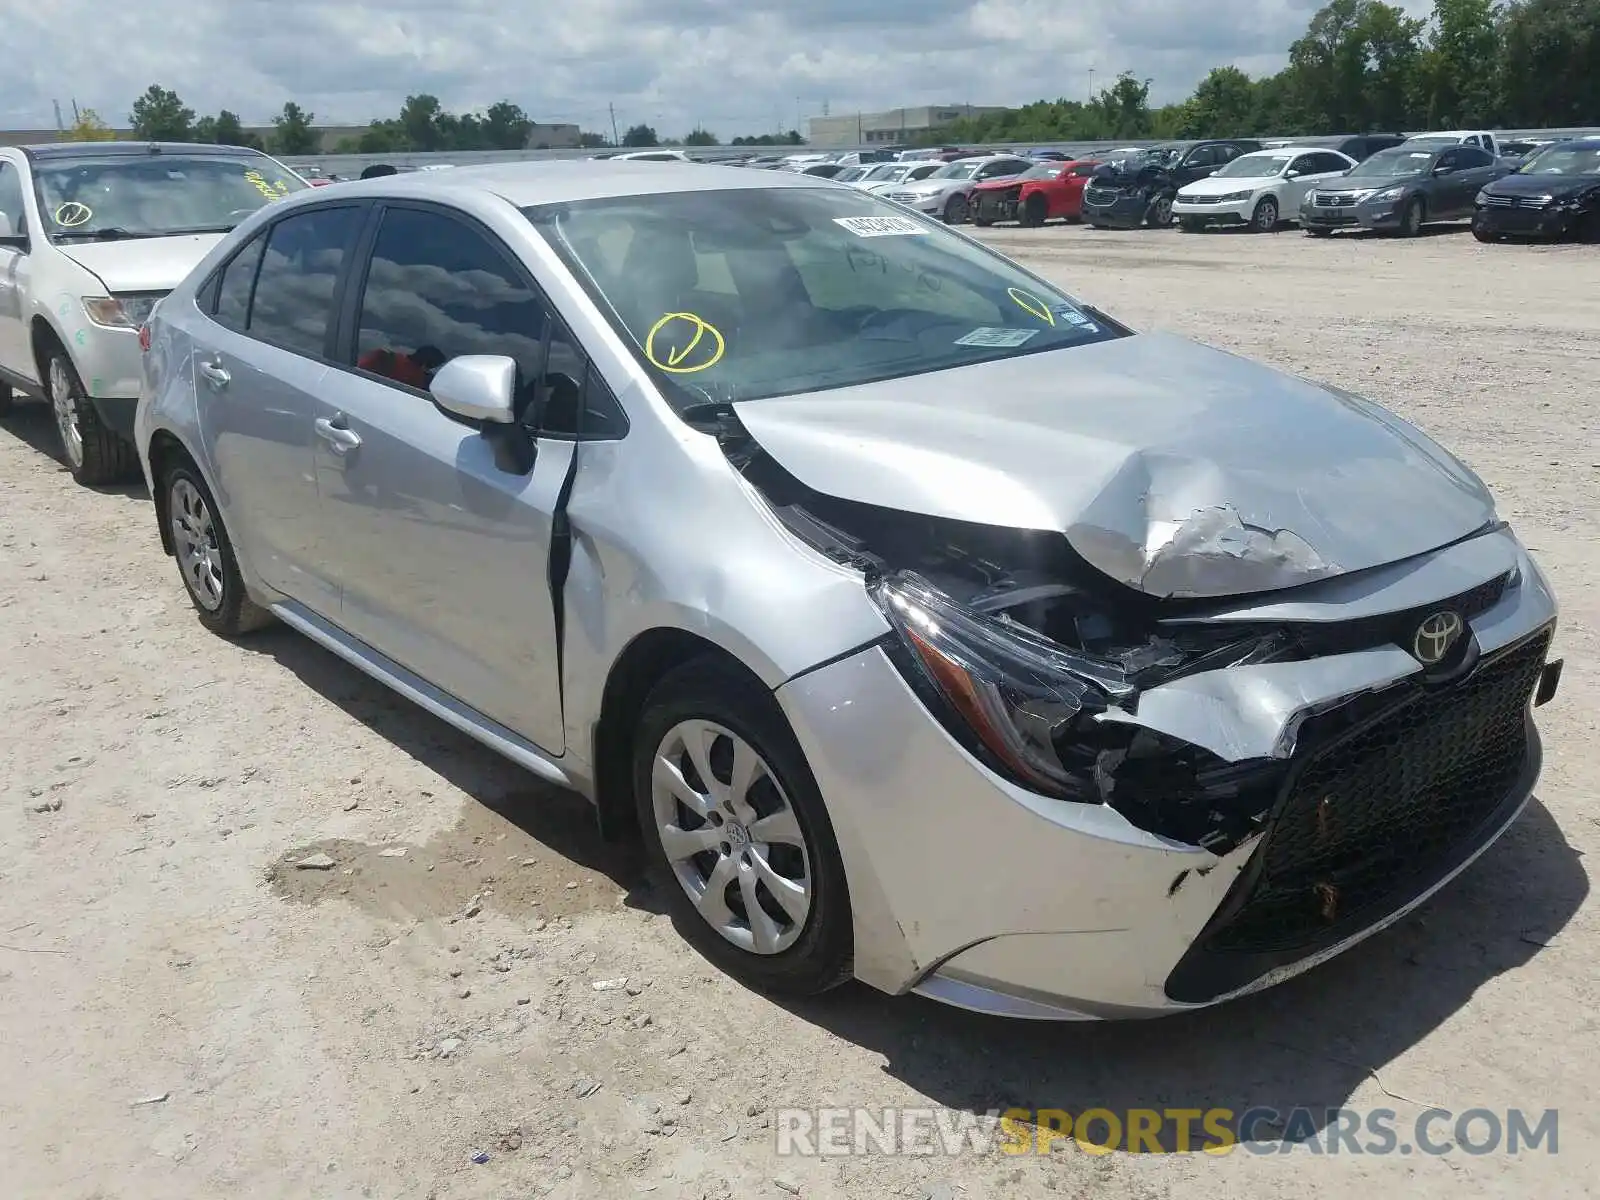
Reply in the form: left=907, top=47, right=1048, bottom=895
left=32, top=152, right=306, bottom=240
left=836, top=166, right=870, bottom=182
left=1348, top=148, right=1436, bottom=178
left=1214, top=154, right=1292, bottom=178
left=1019, top=164, right=1064, bottom=180
left=932, top=161, right=982, bottom=180
left=864, top=163, right=902, bottom=181
left=523, top=187, right=1117, bottom=407
left=1519, top=144, right=1600, bottom=175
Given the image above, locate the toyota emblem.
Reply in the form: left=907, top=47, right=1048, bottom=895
left=1412, top=611, right=1464, bottom=665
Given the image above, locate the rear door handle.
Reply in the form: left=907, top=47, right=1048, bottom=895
left=198, top=360, right=230, bottom=388
left=314, top=414, right=362, bottom=455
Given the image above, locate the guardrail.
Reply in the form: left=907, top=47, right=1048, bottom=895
left=281, top=128, right=1600, bottom=177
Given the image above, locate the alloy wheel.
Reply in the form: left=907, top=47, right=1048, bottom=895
left=169, top=477, right=226, bottom=612
left=1254, top=197, right=1278, bottom=231
left=48, top=358, right=84, bottom=470
left=651, top=718, right=813, bottom=955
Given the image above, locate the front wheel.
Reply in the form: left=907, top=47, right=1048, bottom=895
left=1147, top=194, right=1174, bottom=226
left=46, top=351, right=137, bottom=485
left=163, top=463, right=275, bottom=637
left=972, top=216, right=994, bottom=228
left=0, top=382, right=13, bottom=418
left=1304, top=227, right=1332, bottom=238
left=1019, top=195, right=1047, bottom=228
left=1178, top=216, right=1204, bottom=233
left=634, top=658, right=853, bottom=997
left=1251, top=196, right=1279, bottom=232
left=943, top=194, right=969, bottom=224
left=1472, top=225, right=1499, bottom=243
left=1399, top=197, right=1425, bottom=237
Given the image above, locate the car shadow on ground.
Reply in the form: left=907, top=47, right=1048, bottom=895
left=0, top=403, right=149, bottom=500
left=777, top=795, right=1585, bottom=1147
left=236, top=623, right=661, bottom=914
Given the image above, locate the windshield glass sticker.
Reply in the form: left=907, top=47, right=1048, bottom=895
left=54, top=201, right=93, bottom=227
left=645, top=312, right=726, bottom=374
left=1007, top=287, right=1055, bottom=325
left=1052, top=305, right=1097, bottom=331
left=955, top=327, right=1038, bottom=349
left=244, top=169, right=289, bottom=200
left=833, top=215, right=927, bottom=237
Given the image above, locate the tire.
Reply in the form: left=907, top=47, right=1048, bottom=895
left=1020, top=195, right=1047, bottom=228
left=1305, top=227, right=1332, bottom=238
left=1251, top=195, right=1279, bottom=232
left=1147, top=194, right=1174, bottom=227
left=972, top=216, right=994, bottom=228
left=943, top=194, right=969, bottom=224
left=1472, top=226, right=1498, bottom=243
left=45, top=349, right=137, bottom=486
left=1178, top=216, right=1204, bottom=233
left=634, top=657, right=853, bottom=997
left=162, top=461, right=275, bottom=637
left=1399, top=197, right=1425, bottom=237
left=0, top=382, right=13, bottom=418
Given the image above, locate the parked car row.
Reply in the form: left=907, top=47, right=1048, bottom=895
left=881, top=132, right=1598, bottom=244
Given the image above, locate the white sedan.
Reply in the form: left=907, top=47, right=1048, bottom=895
left=1173, top=147, right=1357, bottom=232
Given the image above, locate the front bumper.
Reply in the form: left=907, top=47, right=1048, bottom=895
left=1473, top=204, right=1578, bottom=238
left=775, top=530, right=1559, bottom=1018
left=1300, top=197, right=1403, bottom=231
left=972, top=191, right=1021, bottom=223
left=1173, top=197, right=1252, bottom=226
left=1082, top=189, right=1156, bottom=228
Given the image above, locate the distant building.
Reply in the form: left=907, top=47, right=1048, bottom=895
left=807, top=105, right=1012, bottom=147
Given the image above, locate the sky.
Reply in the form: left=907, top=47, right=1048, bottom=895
left=7, top=0, right=1339, bottom=139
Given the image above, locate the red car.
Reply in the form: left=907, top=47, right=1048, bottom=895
left=970, top=159, right=1101, bottom=227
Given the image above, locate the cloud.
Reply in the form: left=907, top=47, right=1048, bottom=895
left=5, top=0, right=1339, bottom=139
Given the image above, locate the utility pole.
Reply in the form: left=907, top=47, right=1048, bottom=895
left=608, top=102, right=619, bottom=147
left=1087, top=68, right=1096, bottom=101
left=53, top=100, right=65, bottom=130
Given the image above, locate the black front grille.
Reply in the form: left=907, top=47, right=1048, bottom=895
left=1205, top=628, right=1550, bottom=955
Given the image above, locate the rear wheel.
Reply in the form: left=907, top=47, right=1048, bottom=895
left=1251, top=195, right=1279, bottom=232
left=1020, top=195, right=1047, bottom=228
left=163, top=462, right=274, bottom=637
left=46, top=350, right=137, bottom=486
left=943, top=194, right=969, bottom=224
left=634, top=658, right=853, bottom=997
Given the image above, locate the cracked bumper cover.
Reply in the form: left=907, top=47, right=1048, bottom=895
left=773, top=530, right=1558, bottom=1018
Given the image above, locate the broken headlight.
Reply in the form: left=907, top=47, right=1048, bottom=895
left=873, top=570, right=1289, bottom=802
left=872, top=571, right=1142, bottom=797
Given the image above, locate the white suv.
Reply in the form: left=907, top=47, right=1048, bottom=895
left=0, top=142, right=307, bottom=484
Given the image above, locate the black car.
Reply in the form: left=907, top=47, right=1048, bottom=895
left=1281, top=133, right=1408, bottom=163
left=1082, top=139, right=1262, bottom=229
left=1299, top=144, right=1509, bottom=236
left=1473, top=138, right=1600, bottom=242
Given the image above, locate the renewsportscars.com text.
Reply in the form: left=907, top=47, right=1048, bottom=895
left=775, top=1106, right=1559, bottom=1157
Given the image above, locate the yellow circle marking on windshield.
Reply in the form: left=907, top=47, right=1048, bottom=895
left=645, top=312, right=726, bottom=374
left=1007, top=288, right=1055, bottom=326
left=54, top=201, right=93, bottom=227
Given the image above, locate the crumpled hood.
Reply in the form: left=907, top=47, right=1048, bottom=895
left=55, top=233, right=225, bottom=293
left=1488, top=171, right=1600, bottom=200
left=733, top=332, right=1497, bottom=599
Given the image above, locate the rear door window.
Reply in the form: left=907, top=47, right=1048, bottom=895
left=213, top=233, right=267, bottom=331
left=247, top=205, right=364, bottom=358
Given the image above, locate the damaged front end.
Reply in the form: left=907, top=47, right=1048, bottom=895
left=735, top=444, right=1298, bottom=855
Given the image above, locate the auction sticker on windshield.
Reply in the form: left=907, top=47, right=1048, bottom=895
left=954, top=327, right=1038, bottom=348
left=834, top=215, right=928, bottom=237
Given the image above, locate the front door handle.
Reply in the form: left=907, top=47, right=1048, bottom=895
left=198, top=360, right=230, bottom=388
left=314, top=415, right=362, bottom=455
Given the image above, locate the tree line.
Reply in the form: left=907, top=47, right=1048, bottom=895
left=63, top=86, right=805, bottom=155
left=924, top=0, right=1597, bottom=145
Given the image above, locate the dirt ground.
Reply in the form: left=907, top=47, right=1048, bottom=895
left=2, top=222, right=1596, bottom=1200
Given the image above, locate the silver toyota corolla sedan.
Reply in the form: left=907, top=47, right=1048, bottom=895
left=134, top=161, right=1563, bottom=1019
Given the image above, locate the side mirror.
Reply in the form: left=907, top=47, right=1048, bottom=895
left=430, top=355, right=517, bottom=424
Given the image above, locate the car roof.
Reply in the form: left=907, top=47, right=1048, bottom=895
left=20, top=141, right=272, bottom=162
left=308, top=159, right=837, bottom=207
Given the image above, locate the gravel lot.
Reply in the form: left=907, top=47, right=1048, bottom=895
left=2, top=223, right=1595, bottom=1200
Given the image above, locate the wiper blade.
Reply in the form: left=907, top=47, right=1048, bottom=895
left=52, top=227, right=156, bottom=242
